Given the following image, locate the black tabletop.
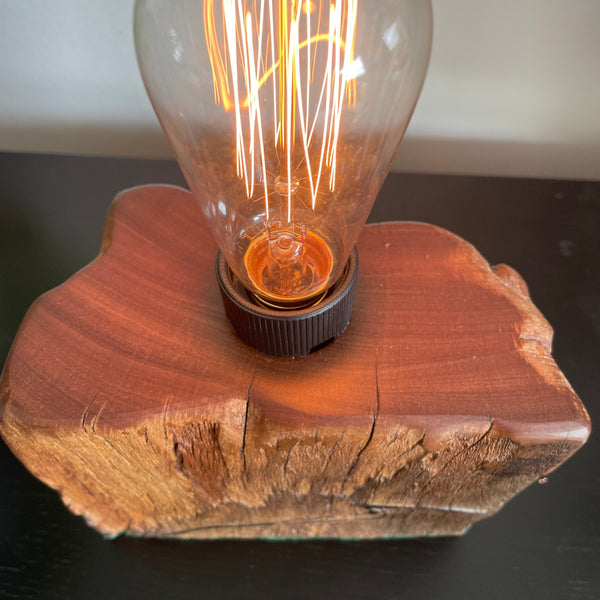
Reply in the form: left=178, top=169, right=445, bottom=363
left=1, top=152, right=598, bottom=599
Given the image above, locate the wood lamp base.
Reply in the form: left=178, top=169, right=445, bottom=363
left=0, top=185, right=590, bottom=539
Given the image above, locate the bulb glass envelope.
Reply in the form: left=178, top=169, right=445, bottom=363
left=135, top=0, right=432, bottom=305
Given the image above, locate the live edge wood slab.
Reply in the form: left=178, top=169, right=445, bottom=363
left=0, top=185, right=590, bottom=540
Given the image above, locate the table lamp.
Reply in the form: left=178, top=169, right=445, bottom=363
left=0, top=0, right=589, bottom=540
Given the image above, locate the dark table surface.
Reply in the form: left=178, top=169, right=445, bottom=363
left=1, top=152, right=598, bottom=599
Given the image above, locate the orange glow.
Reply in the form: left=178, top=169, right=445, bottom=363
left=303, top=0, right=316, bottom=15
left=203, top=0, right=359, bottom=221
left=244, top=225, right=333, bottom=304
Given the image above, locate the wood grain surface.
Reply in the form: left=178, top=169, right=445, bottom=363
left=0, top=184, right=590, bottom=539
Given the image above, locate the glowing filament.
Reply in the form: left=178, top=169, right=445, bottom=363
left=204, top=0, right=358, bottom=222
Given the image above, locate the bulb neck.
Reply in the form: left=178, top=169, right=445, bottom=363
left=248, top=287, right=329, bottom=311
left=216, top=249, right=359, bottom=358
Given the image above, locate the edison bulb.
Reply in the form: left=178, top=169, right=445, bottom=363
left=135, top=0, right=431, bottom=307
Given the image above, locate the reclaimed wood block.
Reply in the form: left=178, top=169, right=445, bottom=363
left=0, top=185, right=590, bottom=539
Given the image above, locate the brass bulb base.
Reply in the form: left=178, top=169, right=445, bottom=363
left=216, top=249, right=359, bottom=358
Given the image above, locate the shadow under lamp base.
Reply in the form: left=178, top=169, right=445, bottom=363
left=0, top=185, right=590, bottom=539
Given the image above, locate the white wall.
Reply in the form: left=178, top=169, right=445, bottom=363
left=1, top=0, right=599, bottom=180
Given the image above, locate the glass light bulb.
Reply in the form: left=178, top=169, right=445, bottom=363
left=135, top=0, right=431, bottom=306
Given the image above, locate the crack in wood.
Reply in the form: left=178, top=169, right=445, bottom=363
left=142, top=426, right=157, bottom=453
left=171, top=438, right=186, bottom=477
left=162, top=396, right=171, bottom=442
left=384, top=429, right=400, bottom=449
left=240, top=371, right=255, bottom=471
left=91, top=402, right=106, bottom=434
left=438, top=418, right=495, bottom=478
left=438, top=419, right=502, bottom=518
left=464, top=418, right=495, bottom=456
left=362, top=503, right=489, bottom=515
left=390, top=418, right=429, bottom=463
left=320, top=429, right=344, bottom=479
left=283, top=443, right=294, bottom=478
left=429, top=422, right=499, bottom=529
left=167, top=512, right=387, bottom=536
left=81, top=398, right=95, bottom=433
left=341, top=360, right=381, bottom=488
left=370, top=423, right=429, bottom=485
left=311, top=426, right=320, bottom=448
left=414, top=418, right=495, bottom=510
